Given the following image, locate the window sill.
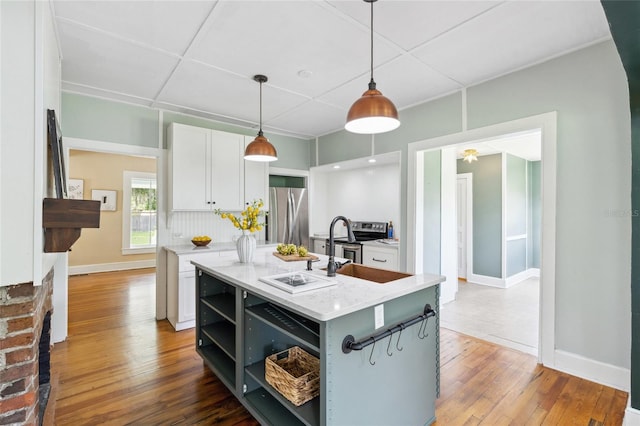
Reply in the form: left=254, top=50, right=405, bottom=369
left=122, top=247, right=156, bottom=255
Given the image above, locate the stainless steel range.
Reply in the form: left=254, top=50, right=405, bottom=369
left=325, top=221, right=388, bottom=264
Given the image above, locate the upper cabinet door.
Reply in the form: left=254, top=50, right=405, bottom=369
left=169, top=123, right=264, bottom=212
left=210, top=130, right=244, bottom=211
left=169, top=123, right=210, bottom=210
left=243, top=136, right=269, bottom=210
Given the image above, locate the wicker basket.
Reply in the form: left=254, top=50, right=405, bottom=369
left=265, top=346, right=320, bottom=406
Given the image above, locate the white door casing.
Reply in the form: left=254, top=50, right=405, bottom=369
left=457, top=174, right=472, bottom=279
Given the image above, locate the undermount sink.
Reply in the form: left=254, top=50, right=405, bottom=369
left=333, top=263, right=412, bottom=284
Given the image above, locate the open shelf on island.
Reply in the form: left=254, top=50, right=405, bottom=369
left=244, top=388, right=308, bottom=426
left=198, top=345, right=235, bottom=389
left=201, top=322, right=236, bottom=361
left=245, top=361, right=319, bottom=426
left=201, top=293, right=236, bottom=324
left=246, top=303, right=320, bottom=352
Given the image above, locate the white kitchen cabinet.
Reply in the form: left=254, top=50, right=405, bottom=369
left=332, top=243, right=344, bottom=258
left=363, top=245, right=398, bottom=271
left=168, top=123, right=244, bottom=211
left=243, top=136, right=269, bottom=209
left=167, top=250, right=219, bottom=331
left=312, top=237, right=326, bottom=255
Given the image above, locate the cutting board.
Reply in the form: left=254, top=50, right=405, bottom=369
left=273, top=252, right=319, bottom=262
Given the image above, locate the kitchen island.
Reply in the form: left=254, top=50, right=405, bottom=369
left=192, top=247, right=444, bottom=426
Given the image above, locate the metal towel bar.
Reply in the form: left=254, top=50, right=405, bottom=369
left=341, top=304, right=436, bottom=354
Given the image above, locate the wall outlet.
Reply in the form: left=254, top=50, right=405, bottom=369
left=374, top=304, right=384, bottom=329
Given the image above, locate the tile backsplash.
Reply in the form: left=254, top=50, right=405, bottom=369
left=168, top=211, right=266, bottom=245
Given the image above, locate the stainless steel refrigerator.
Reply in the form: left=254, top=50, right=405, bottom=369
left=267, top=187, right=309, bottom=249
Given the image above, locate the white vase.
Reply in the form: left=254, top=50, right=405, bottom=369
left=236, top=233, right=256, bottom=263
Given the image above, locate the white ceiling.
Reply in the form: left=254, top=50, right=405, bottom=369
left=458, top=129, right=542, bottom=161
left=53, top=0, right=611, bottom=140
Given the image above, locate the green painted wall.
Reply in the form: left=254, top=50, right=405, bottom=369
left=633, top=110, right=640, bottom=408
left=61, top=93, right=312, bottom=170
left=458, top=154, right=502, bottom=278
left=529, top=161, right=542, bottom=268
left=269, top=175, right=305, bottom=188
left=468, top=41, right=630, bottom=367
left=62, top=93, right=159, bottom=148
left=600, top=0, right=640, bottom=409
left=506, top=154, right=527, bottom=277
left=506, top=154, right=527, bottom=236
left=422, top=151, right=441, bottom=275
left=318, top=40, right=631, bottom=370
left=506, top=239, right=527, bottom=277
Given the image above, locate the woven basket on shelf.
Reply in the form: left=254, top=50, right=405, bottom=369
left=265, top=346, right=320, bottom=406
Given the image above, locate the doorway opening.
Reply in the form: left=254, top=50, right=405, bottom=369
left=407, top=112, right=556, bottom=365
left=57, top=138, right=166, bottom=344
left=443, top=132, right=542, bottom=355
left=67, top=149, right=158, bottom=275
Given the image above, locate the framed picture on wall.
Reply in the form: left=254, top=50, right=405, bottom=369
left=92, top=189, right=117, bottom=211
left=68, top=179, right=84, bottom=199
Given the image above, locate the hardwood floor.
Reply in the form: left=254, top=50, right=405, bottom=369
left=51, top=269, right=628, bottom=425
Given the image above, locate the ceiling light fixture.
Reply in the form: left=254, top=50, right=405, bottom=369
left=244, top=74, right=278, bottom=162
left=345, top=0, right=400, bottom=134
left=463, top=149, right=478, bottom=163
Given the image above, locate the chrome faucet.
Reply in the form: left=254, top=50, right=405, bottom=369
left=327, top=216, right=356, bottom=277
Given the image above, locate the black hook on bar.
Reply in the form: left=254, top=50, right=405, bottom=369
left=369, top=338, right=377, bottom=366
left=341, top=304, right=437, bottom=356
left=396, top=323, right=404, bottom=351
left=417, top=317, right=425, bottom=339
left=418, top=315, right=430, bottom=339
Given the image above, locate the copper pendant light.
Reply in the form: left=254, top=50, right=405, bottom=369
left=244, top=74, right=278, bottom=162
left=345, top=0, right=400, bottom=134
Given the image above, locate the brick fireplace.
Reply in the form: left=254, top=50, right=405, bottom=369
left=0, top=268, right=54, bottom=425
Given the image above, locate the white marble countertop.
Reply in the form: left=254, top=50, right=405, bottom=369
left=164, top=241, right=271, bottom=256
left=361, top=239, right=400, bottom=249
left=191, top=246, right=444, bottom=322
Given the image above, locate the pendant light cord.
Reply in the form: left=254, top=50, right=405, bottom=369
left=259, top=80, right=263, bottom=135
left=369, top=0, right=376, bottom=90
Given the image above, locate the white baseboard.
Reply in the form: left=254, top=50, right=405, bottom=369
left=624, top=403, right=640, bottom=425
left=505, top=268, right=540, bottom=287
left=69, top=259, right=156, bottom=275
left=467, top=273, right=506, bottom=288
left=468, top=268, right=540, bottom=288
left=553, top=349, right=630, bottom=392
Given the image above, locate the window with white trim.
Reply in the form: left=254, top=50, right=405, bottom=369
left=122, top=171, right=157, bottom=255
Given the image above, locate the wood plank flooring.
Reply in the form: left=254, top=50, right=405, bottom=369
left=51, top=268, right=628, bottom=425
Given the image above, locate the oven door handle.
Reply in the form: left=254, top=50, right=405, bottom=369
left=341, top=243, right=362, bottom=250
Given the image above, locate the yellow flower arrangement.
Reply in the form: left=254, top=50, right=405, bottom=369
left=214, top=199, right=265, bottom=233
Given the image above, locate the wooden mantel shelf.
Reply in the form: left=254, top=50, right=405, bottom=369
left=43, top=198, right=101, bottom=252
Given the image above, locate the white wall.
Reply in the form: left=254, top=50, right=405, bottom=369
left=310, top=161, right=400, bottom=238
left=1, top=1, right=61, bottom=287
left=1, top=1, right=37, bottom=286
left=1, top=1, right=64, bottom=339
